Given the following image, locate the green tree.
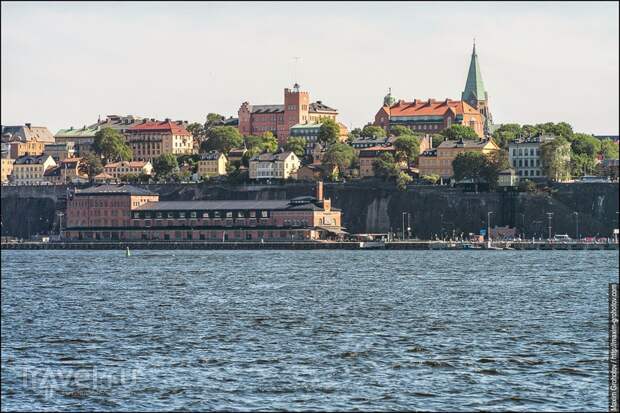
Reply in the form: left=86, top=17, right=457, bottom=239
left=570, top=153, right=597, bottom=177
left=571, top=133, right=601, bottom=158
left=153, top=153, right=179, bottom=178
left=431, top=134, right=444, bottom=148
left=518, top=179, right=537, bottom=192
left=396, top=171, right=413, bottom=191
left=492, top=123, right=522, bottom=149
left=372, top=152, right=401, bottom=179
left=318, top=118, right=340, bottom=146
left=205, top=113, right=225, bottom=129
left=481, top=150, right=509, bottom=188
left=80, top=153, right=103, bottom=180
left=600, top=139, right=619, bottom=159
left=92, top=127, right=132, bottom=164
left=393, top=135, right=420, bottom=165
left=361, top=125, right=386, bottom=138
left=390, top=125, right=412, bottom=137
left=541, top=136, right=572, bottom=181
left=421, top=174, right=441, bottom=185
left=323, top=143, right=356, bottom=177
left=521, top=124, right=541, bottom=137
left=284, top=137, right=307, bottom=158
left=441, top=125, right=478, bottom=141
left=201, top=126, right=243, bottom=154
left=452, top=151, right=488, bottom=182
left=349, top=128, right=362, bottom=139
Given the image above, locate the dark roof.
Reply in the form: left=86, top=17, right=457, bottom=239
left=250, top=104, right=284, bottom=114
left=75, top=184, right=158, bottom=196
left=44, top=166, right=61, bottom=177
left=250, top=151, right=296, bottom=162
left=200, top=151, right=224, bottom=160
left=136, top=199, right=324, bottom=212
left=14, top=154, right=54, bottom=164
left=309, top=101, right=337, bottom=113
left=437, top=138, right=492, bottom=149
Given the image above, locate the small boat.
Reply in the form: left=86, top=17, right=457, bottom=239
left=359, top=241, right=386, bottom=249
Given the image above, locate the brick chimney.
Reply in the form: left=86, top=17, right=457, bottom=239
left=316, top=181, right=323, bottom=201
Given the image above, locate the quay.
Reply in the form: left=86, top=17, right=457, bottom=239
left=1, top=240, right=617, bottom=251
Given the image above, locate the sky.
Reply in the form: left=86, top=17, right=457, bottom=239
left=1, top=1, right=618, bottom=135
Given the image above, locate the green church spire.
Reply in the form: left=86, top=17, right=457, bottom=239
left=461, top=40, right=487, bottom=104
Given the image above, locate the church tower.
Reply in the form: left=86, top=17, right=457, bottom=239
left=462, top=41, right=493, bottom=135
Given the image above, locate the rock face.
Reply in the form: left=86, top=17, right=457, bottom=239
left=1, top=182, right=618, bottom=239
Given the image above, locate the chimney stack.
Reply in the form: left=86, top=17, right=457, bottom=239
left=316, top=181, right=324, bottom=201
left=25, top=123, right=32, bottom=129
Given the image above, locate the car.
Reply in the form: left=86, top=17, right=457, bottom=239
left=553, top=234, right=571, bottom=242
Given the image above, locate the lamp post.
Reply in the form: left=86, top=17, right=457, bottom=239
left=402, top=212, right=406, bottom=240
left=520, top=213, right=526, bottom=239
left=487, top=211, right=494, bottom=242
left=573, top=211, right=579, bottom=240
left=408, top=212, right=412, bottom=239
left=546, top=212, right=554, bottom=240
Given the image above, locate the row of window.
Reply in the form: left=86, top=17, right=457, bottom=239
left=133, top=210, right=271, bottom=219
left=518, top=169, right=542, bottom=177
left=513, top=159, right=541, bottom=167
left=511, top=148, right=541, bottom=157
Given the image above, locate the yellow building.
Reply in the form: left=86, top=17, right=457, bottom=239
left=125, top=119, right=193, bottom=161
left=249, top=151, right=300, bottom=180
left=358, top=146, right=399, bottom=178
left=1, top=158, right=15, bottom=184
left=104, top=161, right=153, bottom=179
left=198, top=151, right=228, bottom=178
left=9, top=140, right=45, bottom=158
left=418, top=138, right=500, bottom=178
left=11, top=154, right=57, bottom=185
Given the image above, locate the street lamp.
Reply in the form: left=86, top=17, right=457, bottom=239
left=402, top=212, right=406, bottom=240
left=546, top=212, right=554, bottom=240
left=519, top=213, right=526, bottom=239
left=487, top=211, right=494, bottom=242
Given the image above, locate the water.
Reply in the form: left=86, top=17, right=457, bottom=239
left=1, top=250, right=617, bottom=411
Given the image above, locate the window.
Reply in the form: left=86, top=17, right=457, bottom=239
left=202, top=212, right=209, bottom=218
left=190, top=211, right=197, bottom=218
left=261, top=211, right=268, bottom=218
left=167, top=212, right=174, bottom=218
left=179, top=212, right=186, bottom=219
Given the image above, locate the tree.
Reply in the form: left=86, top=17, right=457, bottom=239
left=481, top=150, right=509, bottom=188
left=372, top=152, right=401, bottom=179
left=492, top=123, right=522, bottom=149
left=80, top=153, right=103, bottom=180
left=245, top=133, right=277, bottom=154
left=396, top=171, right=412, bottom=191
left=153, top=153, right=178, bottom=178
left=541, top=136, right=572, bottom=181
left=186, top=122, right=205, bottom=142
left=361, top=125, right=386, bottom=138
left=518, top=179, right=537, bottom=192
left=571, top=133, right=601, bottom=158
left=349, top=128, right=362, bottom=139
left=92, top=127, right=132, bottom=164
left=201, top=126, right=243, bottom=154
left=284, top=137, right=306, bottom=158
left=323, top=143, right=356, bottom=177
left=205, top=113, right=225, bottom=129
left=431, top=134, right=444, bottom=148
left=570, top=153, right=597, bottom=177
left=441, top=125, right=478, bottom=141
left=318, top=118, right=340, bottom=145
left=452, top=152, right=488, bottom=182
left=421, top=174, right=441, bottom=185
left=390, top=125, right=412, bottom=137
left=600, top=139, right=619, bottom=159
left=393, top=135, right=420, bottom=165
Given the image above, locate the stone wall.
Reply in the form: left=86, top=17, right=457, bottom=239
left=1, top=181, right=618, bottom=239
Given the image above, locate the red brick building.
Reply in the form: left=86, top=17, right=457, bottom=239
left=64, top=183, right=344, bottom=241
left=238, top=83, right=338, bottom=145
left=374, top=98, right=485, bottom=138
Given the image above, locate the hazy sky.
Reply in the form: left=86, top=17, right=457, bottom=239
left=2, top=1, right=618, bottom=135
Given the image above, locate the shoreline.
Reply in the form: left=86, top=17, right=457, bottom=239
left=1, top=241, right=618, bottom=251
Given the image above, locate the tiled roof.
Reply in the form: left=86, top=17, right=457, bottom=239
left=359, top=146, right=395, bottom=157
left=199, top=151, right=225, bottom=161
left=386, top=99, right=479, bottom=117
left=309, top=101, right=337, bottom=113
left=2, top=125, right=55, bottom=143
left=104, top=161, right=150, bottom=168
left=128, top=120, right=190, bottom=136
left=75, top=184, right=158, bottom=196
left=250, top=105, right=284, bottom=114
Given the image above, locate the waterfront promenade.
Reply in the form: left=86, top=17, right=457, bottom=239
left=1, top=240, right=617, bottom=250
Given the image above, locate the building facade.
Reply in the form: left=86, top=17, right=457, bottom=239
left=238, top=84, right=339, bottom=145
left=249, top=151, right=300, bottom=180
left=289, top=122, right=349, bottom=156
left=1, top=157, right=14, bottom=184
left=103, top=161, right=153, bottom=179
left=11, top=155, right=57, bottom=185
left=508, top=134, right=556, bottom=180
left=358, top=146, right=401, bottom=178
left=64, top=183, right=343, bottom=242
left=1, top=124, right=55, bottom=143
left=374, top=98, right=485, bottom=138
left=418, top=138, right=500, bottom=178
left=44, top=142, right=76, bottom=162
left=198, top=151, right=228, bottom=178
left=9, top=140, right=45, bottom=158
left=126, top=119, right=193, bottom=161
left=54, top=125, right=100, bottom=156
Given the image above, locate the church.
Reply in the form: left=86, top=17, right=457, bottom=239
left=373, top=42, right=493, bottom=138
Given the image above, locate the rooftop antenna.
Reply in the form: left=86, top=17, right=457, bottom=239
left=292, top=56, right=301, bottom=86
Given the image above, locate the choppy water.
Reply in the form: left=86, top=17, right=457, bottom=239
left=1, top=250, right=617, bottom=411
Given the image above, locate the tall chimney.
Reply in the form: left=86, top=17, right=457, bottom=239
left=316, top=181, right=324, bottom=201
left=25, top=123, right=32, bottom=129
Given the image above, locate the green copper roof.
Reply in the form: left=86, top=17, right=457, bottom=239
left=55, top=125, right=100, bottom=138
left=461, top=43, right=486, bottom=103
left=383, top=88, right=396, bottom=106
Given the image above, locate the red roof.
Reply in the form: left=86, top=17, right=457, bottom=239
left=128, top=120, right=190, bottom=136
left=386, top=99, right=480, bottom=117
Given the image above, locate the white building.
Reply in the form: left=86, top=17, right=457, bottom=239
left=249, top=151, right=300, bottom=180
left=508, top=134, right=556, bottom=180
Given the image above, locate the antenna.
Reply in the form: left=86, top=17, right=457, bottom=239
left=292, top=56, right=301, bottom=85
